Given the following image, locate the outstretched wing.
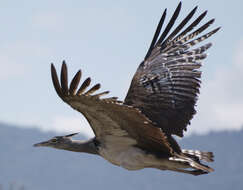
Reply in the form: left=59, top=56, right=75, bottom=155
left=51, top=62, right=175, bottom=155
left=124, top=2, right=220, bottom=137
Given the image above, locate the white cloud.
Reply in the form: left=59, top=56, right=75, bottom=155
left=189, top=40, right=243, bottom=135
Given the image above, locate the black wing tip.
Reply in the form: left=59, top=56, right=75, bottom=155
left=196, top=10, right=207, bottom=22
left=190, top=6, right=198, bottom=15
left=86, top=77, right=91, bottom=82
left=61, top=61, right=67, bottom=72
left=144, top=8, right=167, bottom=60
left=77, top=70, right=82, bottom=75
left=96, top=83, right=101, bottom=88
left=176, top=1, right=182, bottom=11
left=145, top=2, right=195, bottom=61
left=214, top=26, right=221, bottom=32
left=91, top=83, right=101, bottom=90
left=51, top=63, right=56, bottom=72
left=191, top=6, right=198, bottom=14
left=210, top=18, right=215, bottom=23
left=61, top=60, right=67, bottom=72
left=74, top=70, right=82, bottom=78
left=51, top=62, right=109, bottom=99
left=84, top=77, right=92, bottom=86
left=209, top=27, right=221, bottom=37
left=208, top=27, right=221, bottom=37
left=69, top=70, right=82, bottom=95
left=50, top=63, right=56, bottom=76
left=84, top=83, right=101, bottom=96
left=202, top=10, right=208, bottom=15
left=50, top=63, right=64, bottom=99
left=156, top=1, right=182, bottom=45
left=61, top=61, right=69, bottom=95
left=77, top=77, right=92, bottom=95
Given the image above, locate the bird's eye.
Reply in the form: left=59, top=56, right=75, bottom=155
left=51, top=139, right=57, bottom=143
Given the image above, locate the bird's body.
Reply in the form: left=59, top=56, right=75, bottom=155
left=98, top=141, right=189, bottom=171
left=34, top=2, right=219, bottom=176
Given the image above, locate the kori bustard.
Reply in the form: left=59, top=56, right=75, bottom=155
left=34, top=2, right=219, bottom=176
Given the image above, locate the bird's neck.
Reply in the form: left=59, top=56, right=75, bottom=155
left=61, top=138, right=99, bottom=155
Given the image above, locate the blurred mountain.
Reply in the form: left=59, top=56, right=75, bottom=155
left=0, top=122, right=242, bottom=190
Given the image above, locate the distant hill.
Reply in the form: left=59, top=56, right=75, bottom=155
left=0, top=122, right=243, bottom=190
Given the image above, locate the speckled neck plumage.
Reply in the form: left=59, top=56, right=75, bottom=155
left=59, top=138, right=99, bottom=155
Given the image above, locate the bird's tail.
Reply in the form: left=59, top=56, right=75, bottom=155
left=178, top=149, right=214, bottom=173
left=189, top=159, right=214, bottom=173
left=171, top=149, right=214, bottom=174
left=181, top=149, right=214, bottom=162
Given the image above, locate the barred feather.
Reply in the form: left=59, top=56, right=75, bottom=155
left=69, top=70, right=81, bottom=95
left=182, top=149, right=214, bottom=162
left=84, top=84, right=101, bottom=96
left=166, top=11, right=208, bottom=47
left=50, top=62, right=123, bottom=106
left=125, top=3, right=220, bottom=137
left=164, top=23, right=218, bottom=55
left=92, top=91, right=110, bottom=98
left=77, top=77, right=91, bottom=95
left=61, top=62, right=69, bottom=95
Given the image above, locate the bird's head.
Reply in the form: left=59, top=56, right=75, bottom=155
left=33, top=133, right=78, bottom=149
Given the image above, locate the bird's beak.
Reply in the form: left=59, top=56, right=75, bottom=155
left=33, top=141, right=49, bottom=147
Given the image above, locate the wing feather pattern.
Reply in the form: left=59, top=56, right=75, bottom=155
left=69, top=70, right=81, bottom=95
left=125, top=2, right=220, bottom=137
left=51, top=62, right=175, bottom=156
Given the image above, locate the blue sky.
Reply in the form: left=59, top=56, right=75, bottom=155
left=0, top=0, right=242, bottom=137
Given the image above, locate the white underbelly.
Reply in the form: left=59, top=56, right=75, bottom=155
left=99, top=146, right=150, bottom=170
left=99, top=146, right=189, bottom=171
left=97, top=135, right=189, bottom=171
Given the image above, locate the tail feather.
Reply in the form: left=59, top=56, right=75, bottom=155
left=189, top=159, right=214, bottom=173
left=171, top=152, right=214, bottom=173
left=182, top=149, right=214, bottom=162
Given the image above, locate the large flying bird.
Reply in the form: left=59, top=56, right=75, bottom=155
left=34, top=2, right=220, bottom=175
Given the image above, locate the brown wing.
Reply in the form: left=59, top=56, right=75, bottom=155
left=51, top=62, right=175, bottom=156
left=124, top=2, right=220, bottom=137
